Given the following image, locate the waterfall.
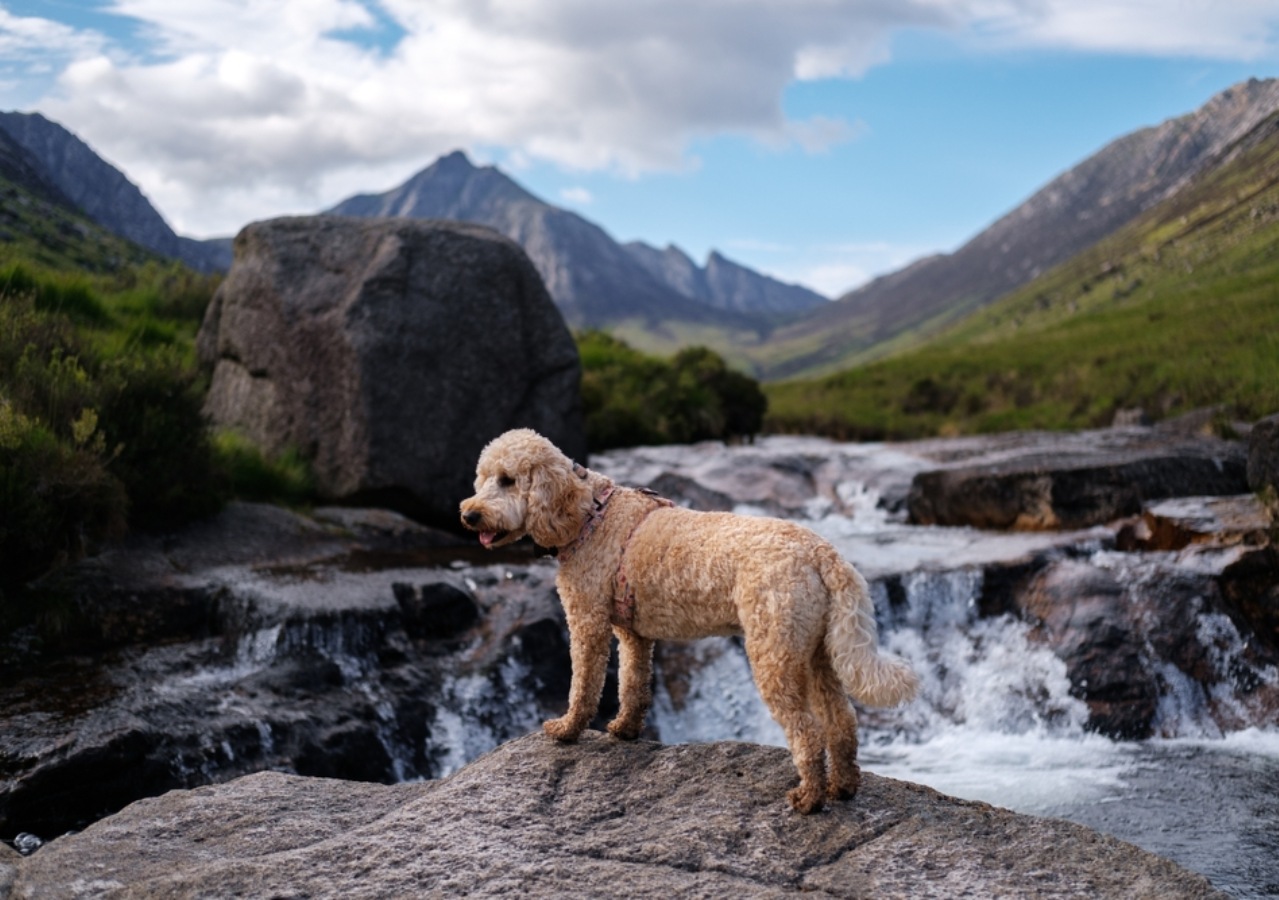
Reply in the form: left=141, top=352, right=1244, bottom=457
left=426, top=652, right=544, bottom=777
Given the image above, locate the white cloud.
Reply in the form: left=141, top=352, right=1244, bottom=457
left=0, top=8, right=103, bottom=61
left=3, top=0, right=1277, bottom=236
left=559, top=186, right=593, bottom=205
left=969, top=0, right=1279, bottom=59
left=738, top=238, right=941, bottom=297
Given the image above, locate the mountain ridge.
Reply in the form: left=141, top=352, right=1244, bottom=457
left=764, top=104, right=1279, bottom=436
left=758, top=76, right=1279, bottom=380
left=327, top=150, right=824, bottom=332
left=0, top=112, right=231, bottom=273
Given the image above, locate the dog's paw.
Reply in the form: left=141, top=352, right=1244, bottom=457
left=788, top=784, right=826, bottom=815
left=827, top=766, right=861, bottom=802
left=606, top=718, right=642, bottom=741
left=542, top=716, right=584, bottom=742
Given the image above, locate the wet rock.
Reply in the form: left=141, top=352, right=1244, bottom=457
left=1128, top=494, right=1273, bottom=551
left=1, top=503, right=572, bottom=840
left=392, top=582, right=480, bottom=643
left=644, top=472, right=735, bottom=511
left=593, top=436, right=923, bottom=518
left=1016, top=551, right=1279, bottom=738
left=1248, top=413, right=1279, bottom=494
left=906, top=429, right=1247, bottom=530
left=1019, top=561, right=1157, bottom=738
left=1219, top=546, right=1279, bottom=657
left=3, top=734, right=1222, bottom=900
left=197, top=216, right=585, bottom=529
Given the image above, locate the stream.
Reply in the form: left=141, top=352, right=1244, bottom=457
left=3, top=433, right=1276, bottom=896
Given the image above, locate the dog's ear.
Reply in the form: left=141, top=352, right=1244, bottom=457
left=524, top=455, right=593, bottom=548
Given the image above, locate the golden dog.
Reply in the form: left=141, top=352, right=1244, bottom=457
left=460, top=429, right=917, bottom=813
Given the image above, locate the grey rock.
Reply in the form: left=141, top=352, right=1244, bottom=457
left=197, top=215, right=586, bottom=528
left=0, top=502, right=565, bottom=840
left=1247, top=412, right=1279, bottom=493
left=1132, top=494, right=1273, bottom=551
left=906, top=429, right=1248, bottom=530
left=1017, top=549, right=1279, bottom=738
left=3, top=733, right=1223, bottom=900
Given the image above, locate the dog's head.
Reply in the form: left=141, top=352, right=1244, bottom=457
left=459, top=429, right=594, bottom=549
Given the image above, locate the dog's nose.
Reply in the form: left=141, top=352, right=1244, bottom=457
left=462, top=509, right=482, bottom=527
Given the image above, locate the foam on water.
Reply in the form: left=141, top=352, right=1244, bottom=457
left=426, top=652, right=543, bottom=777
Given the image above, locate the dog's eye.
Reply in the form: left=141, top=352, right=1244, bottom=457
left=497, top=474, right=515, bottom=488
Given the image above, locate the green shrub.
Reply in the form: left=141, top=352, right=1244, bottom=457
left=1, top=272, right=226, bottom=596
left=0, top=400, right=126, bottom=598
left=577, top=331, right=767, bottom=451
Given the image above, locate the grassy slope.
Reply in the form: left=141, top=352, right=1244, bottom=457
left=765, top=113, right=1279, bottom=440
left=1, top=165, right=218, bottom=362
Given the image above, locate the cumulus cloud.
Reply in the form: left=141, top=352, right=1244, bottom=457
left=5, top=0, right=1277, bottom=236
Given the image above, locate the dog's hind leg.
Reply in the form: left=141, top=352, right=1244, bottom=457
left=748, top=631, right=828, bottom=814
left=607, top=628, right=654, bottom=740
left=812, top=646, right=861, bottom=801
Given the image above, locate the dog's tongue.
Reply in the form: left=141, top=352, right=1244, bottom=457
left=479, top=532, right=496, bottom=548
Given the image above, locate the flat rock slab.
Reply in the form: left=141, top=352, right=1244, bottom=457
left=3, top=734, right=1222, bottom=899
left=1138, top=494, right=1274, bottom=550
left=905, top=428, right=1247, bottom=530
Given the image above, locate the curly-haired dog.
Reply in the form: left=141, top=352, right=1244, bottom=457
left=460, top=429, right=918, bottom=813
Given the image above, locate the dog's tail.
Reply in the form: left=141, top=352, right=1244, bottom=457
left=821, top=550, right=919, bottom=708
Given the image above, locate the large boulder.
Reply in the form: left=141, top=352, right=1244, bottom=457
left=197, top=215, right=586, bottom=528
left=2, top=733, right=1221, bottom=899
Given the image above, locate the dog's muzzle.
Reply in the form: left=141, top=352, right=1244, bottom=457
left=460, top=505, right=511, bottom=548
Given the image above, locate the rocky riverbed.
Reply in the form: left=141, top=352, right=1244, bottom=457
left=2, top=423, right=1276, bottom=896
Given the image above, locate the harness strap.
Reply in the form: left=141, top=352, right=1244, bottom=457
left=557, top=481, right=615, bottom=564
left=612, top=490, right=675, bottom=630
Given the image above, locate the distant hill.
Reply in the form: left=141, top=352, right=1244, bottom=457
left=0, top=123, right=156, bottom=272
left=758, top=77, right=1279, bottom=380
left=327, top=151, right=823, bottom=342
left=765, top=106, right=1279, bottom=437
left=0, top=112, right=230, bottom=273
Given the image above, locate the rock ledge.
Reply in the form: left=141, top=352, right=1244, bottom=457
left=3, top=733, right=1222, bottom=899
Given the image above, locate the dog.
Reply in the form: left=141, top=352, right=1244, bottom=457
left=459, top=429, right=918, bottom=813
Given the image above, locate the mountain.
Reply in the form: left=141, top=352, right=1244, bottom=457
left=0, top=112, right=231, bottom=273
left=759, top=77, right=1279, bottom=380
left=0, top=123, right=157, bottom=272
left=326, top=151, right=820, bottom=343
left=764, top=106, right=1279, bottom=437
left=623, top=242, right=826, bottom=317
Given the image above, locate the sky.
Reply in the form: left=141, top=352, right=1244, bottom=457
left=1, top=2, right=1278, bottom=298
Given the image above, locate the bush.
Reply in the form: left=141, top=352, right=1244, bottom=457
left=0, top=400, right=126, bottom=598
left=577, top=331, right=767, bottom=451
left=1, top=275, right=225, bottom=596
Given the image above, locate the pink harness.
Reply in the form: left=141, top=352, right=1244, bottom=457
left=557, top=467, right=673, bottom=631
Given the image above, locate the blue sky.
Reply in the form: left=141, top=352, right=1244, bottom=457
left=2, top=2, right=1278, bottom=297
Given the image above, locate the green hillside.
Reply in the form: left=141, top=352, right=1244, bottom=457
left=765, top=112, right=1279, bottom=440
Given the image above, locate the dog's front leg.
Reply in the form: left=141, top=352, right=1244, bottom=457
left=543, top=603, right=612, bottom=742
